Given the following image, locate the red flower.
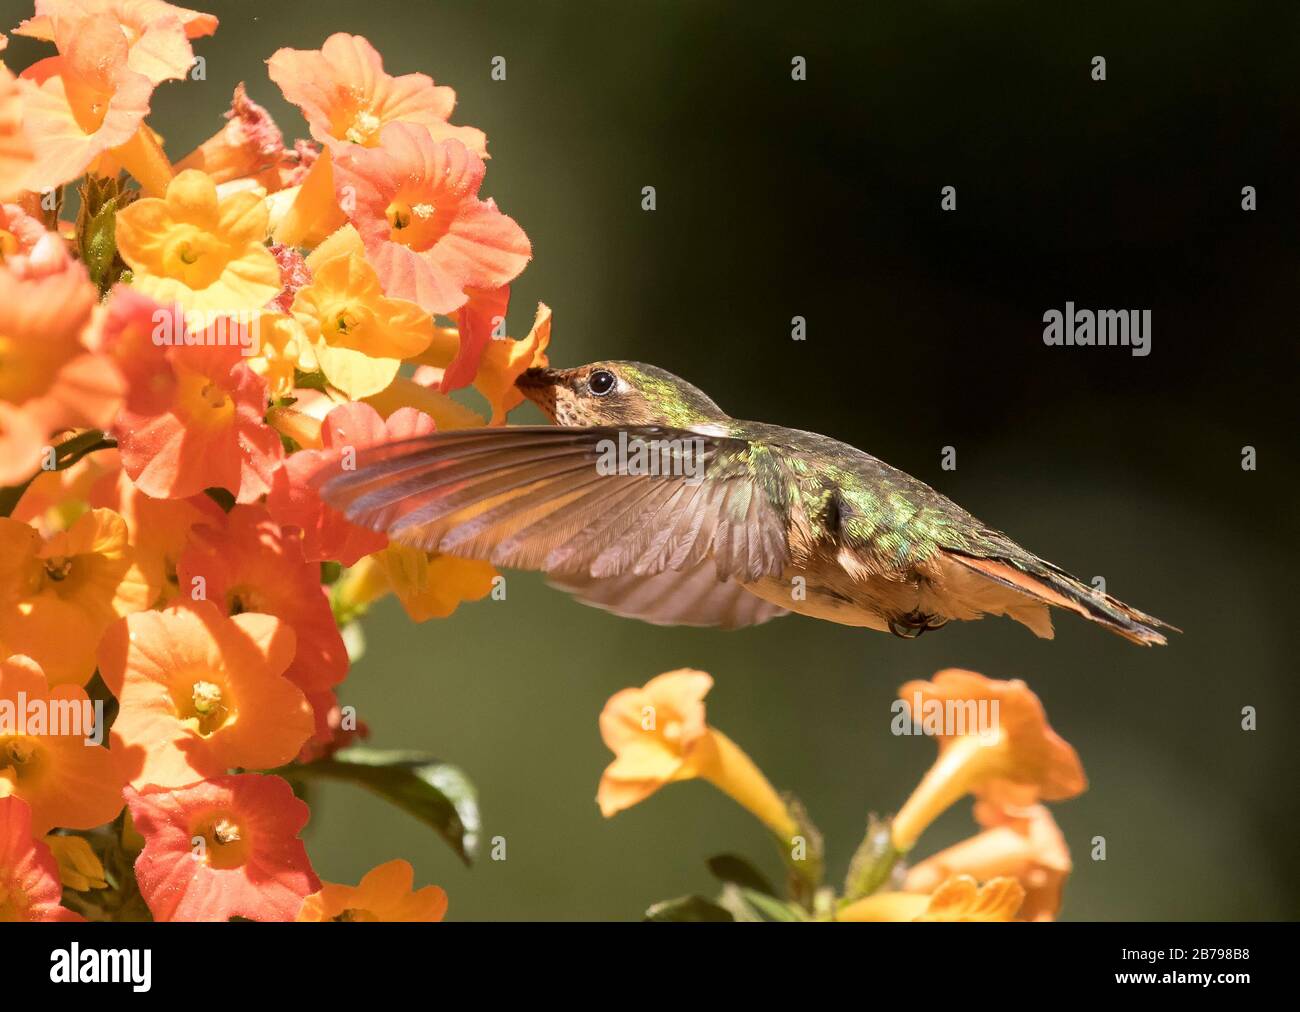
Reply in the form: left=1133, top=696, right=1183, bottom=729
left=112, top=336, right=284, bottom=503
left=126, top=774, right=320, bottom=922
left=266, top=402, right=434, bottom=566
left=0, top=796, right=84, bottom=921
left=332, top=124, right=530, bottom=316
left=176, top=505, right=347, bottom=692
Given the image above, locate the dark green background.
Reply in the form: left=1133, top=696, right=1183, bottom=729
left=9, top=0, right=1295, bottom=919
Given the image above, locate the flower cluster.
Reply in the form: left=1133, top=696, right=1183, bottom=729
left=599, top=668, right=1083, bottom=922
left=1, top=4, right=548, bottom=921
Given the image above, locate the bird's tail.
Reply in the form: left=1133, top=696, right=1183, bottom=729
left=946, top=550, right=1178, bottom=646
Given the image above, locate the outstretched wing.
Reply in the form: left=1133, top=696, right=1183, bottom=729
left=316, top=426, right=792, bottom=584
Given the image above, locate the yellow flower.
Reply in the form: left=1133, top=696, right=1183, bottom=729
left=115, top=168, right=281, bottom=313
left=475, top=303, right=551, bottom=424
left=362, top=376, right=485, bottom=430
left=597, top=670, right=798, bottom=845
left=838, top=875, right=1025, bottom=922
left=246, top=311, right=311, bottom=400
left=43, top=835, right=107, bottom=892
left=296, top=859, right=447, bottom=922
left=292, top=226, right=432, bottom=398
left=890, top=669, right=1086, bottom=852
left=337, top=545, right=497, bottom=622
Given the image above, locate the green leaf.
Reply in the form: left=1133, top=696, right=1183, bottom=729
left=706, top=853, right=776, bottom=896
left=644, top=895, right=734, bottom=922
left=276, top=747, right=480, bottom=864
left=718, top=884, right=810, bottom=922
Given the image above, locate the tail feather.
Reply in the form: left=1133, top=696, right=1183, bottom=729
left=947, top=551, right=1178, bottom=646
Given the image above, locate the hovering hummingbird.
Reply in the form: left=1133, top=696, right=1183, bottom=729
left=319, top=362, right=1175, bottom=645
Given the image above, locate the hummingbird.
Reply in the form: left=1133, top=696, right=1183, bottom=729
left=319, top=361, right=1175, bottom=645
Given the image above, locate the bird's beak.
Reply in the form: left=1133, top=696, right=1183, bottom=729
left=515, top=367, right=563, bottom=420
left=515, top=366, right=562, bottom=392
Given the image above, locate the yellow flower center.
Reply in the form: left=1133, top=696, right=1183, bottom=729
left=191, top=680, right=223, bottom=715
left=345, top=110, right=383, bottom=146
left=171, top=670, right=232, bottom=736
left=385, top=199, right=443, bottom=250
left=163, top=228, right=225, bottom=289
left=2, top=736, right=38, bottom=768
left=194, top=812, right=250, bottom=869
left=43, top=556, right=73, bottom=582
left=177, top=370, right=235, bottom=429
left=334, top=908, right=379, bottom=922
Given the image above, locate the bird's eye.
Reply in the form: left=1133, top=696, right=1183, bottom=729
left=587, top=369, right=617, bottom=396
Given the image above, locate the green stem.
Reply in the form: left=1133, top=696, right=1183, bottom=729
left=0, top=429, right=117, bottom=518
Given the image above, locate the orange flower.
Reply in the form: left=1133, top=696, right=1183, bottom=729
left=267, top=32, right=485, bottom=157
left=905, top=801, right=1071, bottom=922
left=175, top=83, right=286, bottom=186
left=99, top=602, right=314, bottom=789
left=890, top=670, right=1086, bottom=851
left=0, top=654, right=127, bottom=833
left=114, top=169, right=280, bottom=313
left=0, top=251, right=123, bottom=485
left=474, top=301, right=551, bottom=423
left=0, top=510, right=155, bottom=686
left=0, top=203, right=44, bottom=259
left=111, top=338, right=284, bottom=503
left=15, top=13, right=153, bottom=191
left=175, top=505, right=347, bottom=692
left=0, top=796, right=84, bottom=921
left=126, top=773, right=320, bottom=921
left=597, top=670, right=798, bottom=844
left=332, top=124, right=530, bottom=316
left=430, top=282, right=511, bottom=395
left=16, top=0, right=217, bottom=85
left=838, top=875, right=1025, bottom=922
left=297, top=859, right=447, bottom=922
left=0, top=65, right=35, bottom=200
left=291, top=225, right=433, bottom=398
left=267, top=402, right=434, bottom=566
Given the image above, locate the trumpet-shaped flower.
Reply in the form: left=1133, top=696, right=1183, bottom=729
left=597, top=669, right=798, bottom=844
left=890, top=670, right=1086, bottom=852
left=0, top=253, right=122, bottom=485
left=0, top=796, right=84, bottom=921
left=99, top=602, right=313, bottom=788
left=291, top=225, right=433, bottom=398
left=111, top=336, right=284, bottom=503
left=296, top=859, right=447, bottom=922
left=473, top=301, right=551, bottom=423
left=267, top=402, right=434, bottom=566
left=176, top=505, right=347, bottom=692
left=114, top=169, right=281, bottom=313
left=837, top=874, right=1026, bottom=922
left=176, top=83, right=286, bottom=186
left=267, top=33, right=485, bottom=157
left=126, top=773, right=320, bottom=921
left=332, top=124, right=530, bottom=315
left=0, top=510, right=155, bottom=686
left=0, top=654, right=128, bottom=832
left=904, top=802, right=1071, bottom=922
left=0, top=66, right=35, bottom=200
left=15, top=13, right=153, bottom=191
left=17, top=0, right=217, bottom=85
left=362, top=545, right=497, bottom=622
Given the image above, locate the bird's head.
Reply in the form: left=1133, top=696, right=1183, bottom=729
left=516, top=361, right=729, bottom=428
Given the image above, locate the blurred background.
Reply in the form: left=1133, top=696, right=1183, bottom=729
left=8, top=0, right=1295, bottom=919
